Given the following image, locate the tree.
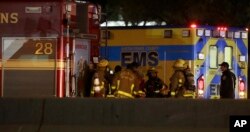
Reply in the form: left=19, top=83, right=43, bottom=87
left=103, top=0, right=250, bottom=27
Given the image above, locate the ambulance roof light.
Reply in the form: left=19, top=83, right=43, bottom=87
left=217, top=26, right=227, bottom=31
left=190, top=24, right=197, bottom=28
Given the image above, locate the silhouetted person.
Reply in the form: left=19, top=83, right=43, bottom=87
left=219, top=62, right=236, bottom=99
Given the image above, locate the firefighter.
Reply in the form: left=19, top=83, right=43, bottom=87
left=112, top=62, right=145, bottom=98
left=114, top=65, right=122, bottom=74
left=169, top=59, right=195, bottom=98
left=108, top=65, right=122, bottom=96
left=82, top=62, right=96, bottom=97
left=182, top=66, right=196, bottom=98
left=91, top=59, right=109, bottom=97
left=145, top=67, right=169, bottom=98
left=129, top=62, right=146, bottom=98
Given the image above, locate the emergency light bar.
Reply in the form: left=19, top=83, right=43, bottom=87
left=190, top=24, right=197, bottom=28
left=217, top=27, right=227, bottom=31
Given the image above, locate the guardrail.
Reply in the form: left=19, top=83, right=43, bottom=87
left=0, top=98, right=250, bottom=132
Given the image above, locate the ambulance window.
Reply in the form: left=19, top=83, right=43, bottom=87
left=212, top=30, right=220, bottom=38
left=241, top=32, right=248, bottom=39
left=227, top=31, right=234, bottom=38
left=209, top=46, right=218, bottom=68
left=164, top=30, right=172, bottom=38
left=224, top=47, right=233, bottom=69
left=197, top=29, right=204, bottom=36
left=182, top=30, right=190, bottom=37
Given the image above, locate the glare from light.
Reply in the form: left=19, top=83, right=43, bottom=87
left=190, top=24, right=197, bottom=28
left=239, top=91, right=245, bottom=97
left=100, top=21, right=166, bottom=27
left=198, top=89, right=204, bottom=95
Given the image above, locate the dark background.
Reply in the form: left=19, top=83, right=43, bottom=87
left=89, top=0, right=250, bottom=27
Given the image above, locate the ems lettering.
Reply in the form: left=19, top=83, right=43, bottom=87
left=134, top=52, right=146, bottom=66
left=234, top=120, right=247, bottom=127
left=121, top=51, right=158, bottom=66
left=0, top=12, right=18, bottom=24
left=148, top=52, right=158, bottom=66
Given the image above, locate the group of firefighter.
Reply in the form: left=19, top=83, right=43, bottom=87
left=78, top=59, right=196, bottom=98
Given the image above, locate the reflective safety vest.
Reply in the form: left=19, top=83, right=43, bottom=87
left=91, top=78, right=103, bottom=92
left=183, top=90, right=196, bottom=99
left=170, top=70, right=186, bottom=90
left=91, top=70, right=108, bottom=97
left=112, top=69, right=137, bottom=98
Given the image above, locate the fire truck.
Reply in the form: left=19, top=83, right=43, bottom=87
left=0, top=0, right=101, bottom=97
left=101, top=25, right=248, bottom=99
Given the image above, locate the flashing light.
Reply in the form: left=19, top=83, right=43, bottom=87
left=238, top=77, right=245, bottom=98
left=217, top=26, right=228, bottom=31
left=246, top=28, right=248, bottom=31
left=239, top=91, right=245, bottom=97
left=198, top=79, right=204, bottom=90
left=198, top=75, right=204, bottom=90
left=198, top=89, right=204, bottom=95
left=190, top=24, right=197, bottom=28
left=239, top=81, right=245, bottom=91
left=197, top=75, right=204, bottom=97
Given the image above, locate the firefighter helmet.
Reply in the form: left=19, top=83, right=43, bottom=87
left=147, top=67, right=157, bottom=76
left=98, top=59, right=109, bottom=67
left=173, top=59, right=187, bottom=69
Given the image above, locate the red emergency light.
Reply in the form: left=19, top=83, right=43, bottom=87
left=239, top=77, right=245, bottom=91
left=217, top=26, right=227, bottom=31
left=239, top=81, right=245, bottom=91
left=198, top=76, right=204, bottom=90
left=190, top=24, right=197, bottom=28
left=197, top=75, right=205, bottom=97
left=238, top=77, right=245, bottom=98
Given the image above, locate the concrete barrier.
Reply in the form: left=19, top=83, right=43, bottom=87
left=0, top=98, right=250, bottom=132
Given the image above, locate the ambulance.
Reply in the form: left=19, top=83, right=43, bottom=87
left=100, top=25, right=248, bottom=99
